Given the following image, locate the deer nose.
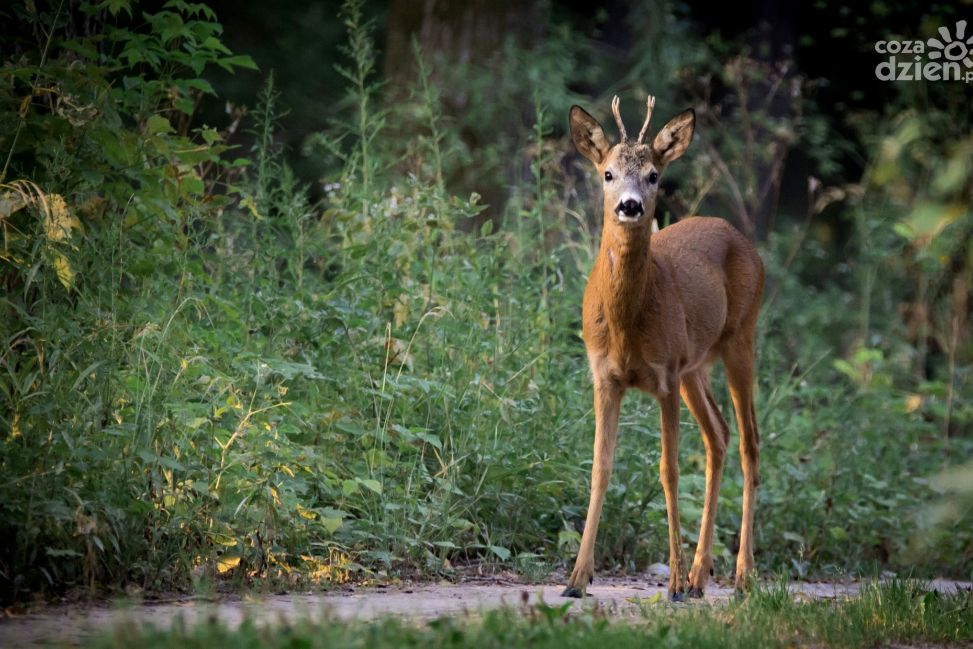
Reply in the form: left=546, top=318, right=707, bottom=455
left=616, top=199, right=644, bottom=219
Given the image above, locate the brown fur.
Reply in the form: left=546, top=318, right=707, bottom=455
left=563, top=98, right=764, bottom=599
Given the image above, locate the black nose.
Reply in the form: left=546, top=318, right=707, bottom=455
left=617, top=199, right=644, bottom=217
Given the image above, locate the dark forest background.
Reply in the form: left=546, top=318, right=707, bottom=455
left=1, top=0, right=971, bottom=602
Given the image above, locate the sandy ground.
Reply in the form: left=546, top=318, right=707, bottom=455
left=1, top=575, right=969, bottom=647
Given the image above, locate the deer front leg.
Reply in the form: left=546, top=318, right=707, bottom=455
left=658, top=384, right=687, bottom=601
left=562, top=379, right=622, bottom=598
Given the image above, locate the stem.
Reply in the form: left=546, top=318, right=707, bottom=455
left=531, top=91, right=550, bottom=347
left=943, top=276, right=966, bottom=453
left=358, top=75, right=368, bottom=219
left=857, top=206, right=873, bottom=342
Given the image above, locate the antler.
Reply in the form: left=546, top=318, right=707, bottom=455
left=636, top=95, right=656, bottom=145
left=611, top=95, right=627, bottom=143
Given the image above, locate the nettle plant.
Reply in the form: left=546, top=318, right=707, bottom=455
left=1, top=0, right=256, bottom=292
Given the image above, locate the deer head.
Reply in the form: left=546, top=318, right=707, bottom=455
left=569, top=95, right=695, bottom=231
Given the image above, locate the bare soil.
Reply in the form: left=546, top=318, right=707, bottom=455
left=1, top=575, right=968, bottom=647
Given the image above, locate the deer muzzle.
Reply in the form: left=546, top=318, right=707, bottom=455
left=615, top=197, right=644, bottom=222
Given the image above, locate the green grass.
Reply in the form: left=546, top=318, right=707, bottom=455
left=82, top=582, right=973, bottom=649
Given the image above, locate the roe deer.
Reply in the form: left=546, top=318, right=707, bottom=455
left=562, top=95, right=764, bottom=601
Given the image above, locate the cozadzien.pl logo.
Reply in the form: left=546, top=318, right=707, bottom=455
left=875, top=19, right=973, bottom=83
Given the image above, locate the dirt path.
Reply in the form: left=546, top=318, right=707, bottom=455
left=2, top=576, right=969, bottom=647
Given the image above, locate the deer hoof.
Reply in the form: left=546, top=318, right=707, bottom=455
left=561, top=586, right=584, bottom=598
left=669, top=590, right=686, bottom=603
left=687, top=586, right=704, bottom=599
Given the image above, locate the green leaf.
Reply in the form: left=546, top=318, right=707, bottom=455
left=259, top=358, right=324, bottom=380
left=174, top=97, right=196, bottom=114
left=432, top=541, right=459, bottom=549
left=98, top=0, right=132, bottom=17
left=186, top=77, right=216, bottom=95
left=146, top=114, right=174, bottom=135
left=70, top=361, right=105, bottom=391
left=186, top=416, right=209, bottom=430
left=218, top=54, right=258, bottom=72
left=202, top=36, right=232, bottom=55
left=341, top=479, right=358, bottom=496
left=358, top=478, right=382, bottom=494
left=415, top=432, right=443, bottom=450
left=199, top=127, right=221, bottom=145
left=181, top=174, right=205, bottom=194
left=174, top=146, right=218, bottom=165
left=158, top=455, right=186, bottom=471
left=907, top=202, right=964, bottom=245
left=335, top=420, right=366, bottom=437
left=892, top=222, right=914, bottom=240
left=489, top=545, right=511, bottom=561
left=137, top=449, right=159, bottom=464
left=322, top=517, right=343, bottom=534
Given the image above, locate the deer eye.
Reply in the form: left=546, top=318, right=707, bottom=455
left=604, top=171, right=613, bottom=182
left=648, top=171, right=659, bottom=184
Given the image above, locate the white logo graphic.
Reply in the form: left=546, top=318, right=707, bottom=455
left=875, top=19, right=973, bottom=83
left=927, top=20, right=973, bottom=67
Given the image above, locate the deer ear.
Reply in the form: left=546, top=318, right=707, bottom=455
left=569, top=105, right=612, bottom=165
left=651, top=109, right=695, bottom=168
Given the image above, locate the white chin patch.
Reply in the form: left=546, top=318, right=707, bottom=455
left=616, top=213, right=641, bottom=223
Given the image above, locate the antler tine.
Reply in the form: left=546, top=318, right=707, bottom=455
left=611, top=95, right=627, bottom=143
left=636, top=95, right=656, bottom=145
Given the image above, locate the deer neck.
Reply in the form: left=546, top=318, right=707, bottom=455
left=597, top=221, right=653, bottom=332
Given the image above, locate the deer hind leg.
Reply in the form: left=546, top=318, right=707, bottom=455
left=724, top=340, right=760, bottom=593
left=679, top=370, right=729, bottom=598
left=658, top=382, right=687, bottom=601
left=562, top=379, right=622, bottom=598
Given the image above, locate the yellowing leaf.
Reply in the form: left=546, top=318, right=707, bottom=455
left=296, top=504, right=317, bottom=520
left=393, top=294, right=409, bottom=328
left=904, top=394, right=923, bottom=413
left=240, top=195, right=262, bottom=219
left=43, top=194, right=81, bottom=242
left=53, top=253, right=74, bottom=289
left=217, top=555, right=240, bottom=574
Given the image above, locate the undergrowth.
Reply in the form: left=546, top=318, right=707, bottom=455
left=1, top=0, right=971, bottom=603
